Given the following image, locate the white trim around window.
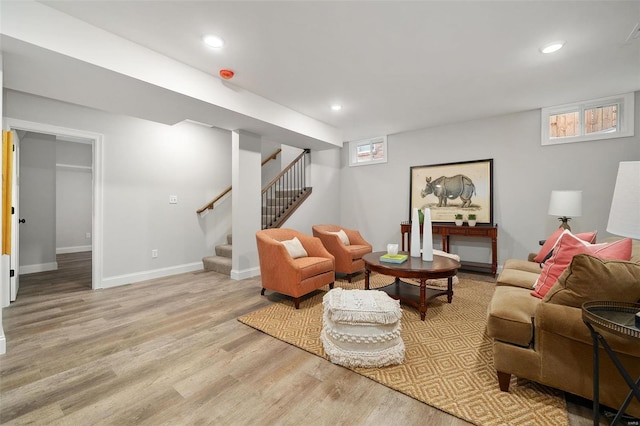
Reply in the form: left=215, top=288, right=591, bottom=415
left=541, top=92, right=634, bottom=146
left=348, top=135, right=388, bottom=167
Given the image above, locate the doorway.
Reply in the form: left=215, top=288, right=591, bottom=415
left=4, top=118, right=103, bottom=295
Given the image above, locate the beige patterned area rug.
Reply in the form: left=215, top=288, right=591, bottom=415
left=238, top=274, right=568, bottom=426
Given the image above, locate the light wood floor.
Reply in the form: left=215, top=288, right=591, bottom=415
left=1, top=253, right=601, bottom=425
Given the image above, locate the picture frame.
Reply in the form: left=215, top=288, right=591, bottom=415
left=409, top=159, right=493, bottom=225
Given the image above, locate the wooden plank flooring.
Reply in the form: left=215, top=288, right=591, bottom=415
left=1, top=254, right=600, bottom=425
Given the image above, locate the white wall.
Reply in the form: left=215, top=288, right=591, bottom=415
left=4, top=90, right=233, bottom=287
left=283, top=148, right=342, bottom=235
left=19, top=132, right=57, bottom=273
left=56, top=140, right=92, bottom=253
left=340, top=91, right=640, bottom=267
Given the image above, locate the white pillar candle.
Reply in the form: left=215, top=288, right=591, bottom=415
left=410, top=208, right=421, bottom=258
left=422, top=208, right=433, bottom=261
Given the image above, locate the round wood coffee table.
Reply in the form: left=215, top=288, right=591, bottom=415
left=363, top=251, right=460, bottom=320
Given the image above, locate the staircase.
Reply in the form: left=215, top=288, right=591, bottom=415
left=262, top=187, right=312, bottom=229
left=201, top=148, right=311, bottom=276
left=202, top=234, right=232, bottom=275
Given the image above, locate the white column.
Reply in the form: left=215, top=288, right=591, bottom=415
left=231, top=130, right=262, bottom=280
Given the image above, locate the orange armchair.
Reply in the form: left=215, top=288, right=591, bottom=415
left=256, top=228, right=335, bottom=309
left=312, top=225, right=373, bottom=283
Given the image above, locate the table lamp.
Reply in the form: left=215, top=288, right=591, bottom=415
left=548, top=190, right=583, bottom=231
left=606, top=161, right=640, bottom=239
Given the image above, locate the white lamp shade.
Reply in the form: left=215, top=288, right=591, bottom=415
left=548, top=190, right=583, bottom=217
left=607, top=161, right=640, bottom=239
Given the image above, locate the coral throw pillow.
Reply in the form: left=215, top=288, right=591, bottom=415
left=531, top=231, right=632, bottom=299
left=533, top=228, right=597, bottom=263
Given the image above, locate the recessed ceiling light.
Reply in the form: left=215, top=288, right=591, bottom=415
left=540, top=41, right=565, bottom=54
left=331, top=104, right=342, bottom=111
left=203, top=35, right=225, bottom=49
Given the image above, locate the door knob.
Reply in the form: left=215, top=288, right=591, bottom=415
left=18, top=219, right=25, bottom=224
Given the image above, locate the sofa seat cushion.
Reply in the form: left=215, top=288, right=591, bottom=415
left=496, top=268, right=539, bottom=289
left=347, top=244, right=373, bottom=260
left=487, top=286, right=541, bottom=347
left=294, top=257, right=335, bottom=280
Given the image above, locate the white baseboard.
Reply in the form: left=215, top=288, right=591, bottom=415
left=99, top=262, right=203, bottom=289
left=0, top=330, right=5, bottom=355
left=57, top=245, right=92, bottom=254
left=231, top=266, right=260, bottom=280
left=20, top=262, right=58, bottom=275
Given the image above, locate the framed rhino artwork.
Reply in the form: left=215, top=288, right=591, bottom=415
left=410, top=159, right=493, bottom=225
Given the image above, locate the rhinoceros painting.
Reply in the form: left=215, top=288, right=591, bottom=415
left=420, top=174, right=476, bottom=208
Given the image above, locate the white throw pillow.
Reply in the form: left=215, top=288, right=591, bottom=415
left=328, top=229, right=350, bottom=246
left=280, top=237, right=308, bottom=259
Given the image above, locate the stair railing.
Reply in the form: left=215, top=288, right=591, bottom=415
left=261, top=149, right=310, bottom=229
left=197, top=148, right=281, bottom=215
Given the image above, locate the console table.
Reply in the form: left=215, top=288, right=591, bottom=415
left=400, top=222, right=498, bottom=276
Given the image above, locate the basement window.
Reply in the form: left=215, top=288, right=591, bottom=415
left=541, top=93, right=634, bottom=145
left=349, top=136, right=387, bottom=166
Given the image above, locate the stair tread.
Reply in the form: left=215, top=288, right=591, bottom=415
left=203, top=255, right=231, bottom=264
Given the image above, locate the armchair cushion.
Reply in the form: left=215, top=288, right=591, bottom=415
left=295, top=256, right=335, bottom=280
left=281, top=237, right=308, bottom=259
left=543, top=254, right=640, bottom=307
left=328, top=229, right=350, bottom=245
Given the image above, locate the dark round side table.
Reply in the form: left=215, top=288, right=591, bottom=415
left=582, top=301, right=640, bottom=426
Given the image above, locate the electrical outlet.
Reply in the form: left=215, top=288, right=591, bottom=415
left=169, top=195, right=178, bottom=204
left=85, top=232, right=91, bottom=239
left=151, top=249, right=158, bottom=258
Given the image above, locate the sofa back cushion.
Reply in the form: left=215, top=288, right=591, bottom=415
left=531, top=231, right=632, bottom=299
left=543, top=253, right=640, bottom=307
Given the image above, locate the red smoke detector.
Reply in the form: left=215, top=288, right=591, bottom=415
left=219, top=69, right=235, bottom=80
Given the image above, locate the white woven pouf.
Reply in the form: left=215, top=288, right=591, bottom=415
left=320, top=288, right=404, bottom=368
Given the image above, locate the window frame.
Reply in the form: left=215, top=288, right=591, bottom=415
left=541, top=92, right=634, bottom=146
left=348, top=135, right=388, bottom=167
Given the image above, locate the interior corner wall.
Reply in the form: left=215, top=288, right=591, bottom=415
left=4, top=90, right=233, bottom=287
left=340, top=91, right=640, bottom=267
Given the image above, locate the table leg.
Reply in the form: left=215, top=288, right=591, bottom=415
left=365, top=267, right=371, bottom=290
left=419, top=279, right=426, bottom=321
left=491, top=236, right=497, bottom=277
left=447, top=276, right=453, bottom=303
left=586, top=322, right=600, bottom=426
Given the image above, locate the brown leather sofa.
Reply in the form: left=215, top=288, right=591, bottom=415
left=312, top=224, right=373, bottom=282
left=487, top=238, right=640, bottom=417
left=256, top=228, right=335, bottom=309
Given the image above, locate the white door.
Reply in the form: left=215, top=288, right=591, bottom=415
left=9, top=131, right=20, bottom=301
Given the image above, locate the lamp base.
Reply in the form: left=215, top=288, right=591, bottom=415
left=558, top=217, right=571, bottom=231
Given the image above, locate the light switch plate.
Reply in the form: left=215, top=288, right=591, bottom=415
left=169, top=195, right=178, bottom=204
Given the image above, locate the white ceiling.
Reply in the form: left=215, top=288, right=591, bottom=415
left=9, top=1, right=640, bottom=142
